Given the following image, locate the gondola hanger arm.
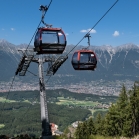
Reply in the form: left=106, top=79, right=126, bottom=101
left=40, top=4, right=52, bottom=28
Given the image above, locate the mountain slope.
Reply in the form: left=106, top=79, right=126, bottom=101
left=0, top=39, right=139, bottom=83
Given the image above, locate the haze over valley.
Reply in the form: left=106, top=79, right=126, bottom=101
left=0, top=39, right=139, bottom=96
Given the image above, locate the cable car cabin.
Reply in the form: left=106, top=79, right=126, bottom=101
left=72, top=50, right=97, bottom=70
left=34, top=28, right=67, bottom=54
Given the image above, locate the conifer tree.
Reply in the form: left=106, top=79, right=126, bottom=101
left=95, top=113, right=103, bottom=135
left=81, top=121, right=89, bottom=139
left=122, top=105, right=132, bottom=137
left=116, top=85, right=129, bottom=135
left=104, top=104, right=121, bottom=136
left=87, top=118, right=96, bottom=136
left=135, top=82, right=139, bottom=134
left=74, top=83, right=139, bottom=138
left=75, top=122, right=83, bottom=139
left=100, top=118, right=106, bottom=136
left=129, top=83, right=139, bottom=136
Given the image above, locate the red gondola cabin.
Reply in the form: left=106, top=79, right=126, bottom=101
left=71, top=50, right=97, bottom=70
left=34, top=28, right=67, bottom=54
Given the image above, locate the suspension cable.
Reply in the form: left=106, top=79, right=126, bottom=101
left=38, top=0, right=119, bottom=113
left=27, top=70, right=37, bottom=76
left=20, top=75, right=52, bottom=121
left=0, top=75, right=16, bottom=118
left=66, top=0, right=119, bottom=56
left=48, top=0, right=119, bottom=73
left=10, top=0, right=52, bottom=126
left=13, top=0, right=52, bottom=116
left=25, top=0, right=52, bottom=51
left=12, top=0, right=118, bottom=126
left=0, top=0, right=52, bottom=131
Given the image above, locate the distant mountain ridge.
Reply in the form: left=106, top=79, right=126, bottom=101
left=0, top=39, right=139, bottom=83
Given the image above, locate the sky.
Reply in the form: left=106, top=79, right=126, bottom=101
left=0, top=0, right=139, bottom=47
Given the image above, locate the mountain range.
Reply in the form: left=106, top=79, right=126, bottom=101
left=0, top=39, right=139, bottom=84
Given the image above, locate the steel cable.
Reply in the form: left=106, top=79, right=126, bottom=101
left=10, top=0, right=118, bottom=130
left=0, top=75, right=16, bottom=118
left=19, top=75, right=52, bottom=121
left=0, top=0, right=53, bottom=130
left=66, top=0, right=119, bottom=56
left=48, top=0, right=119, bottom=75
left=25, top=0, right=52, bottom=51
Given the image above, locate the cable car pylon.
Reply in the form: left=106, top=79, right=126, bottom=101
left=15, top=2, right=68, bottom=136
left=38, top=56, right=52, bottom=138
left=16, top=50, right=53, bottom=138
left=16, top=49, right=67, bottom=139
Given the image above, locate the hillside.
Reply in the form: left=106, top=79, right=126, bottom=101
left=0, top=89, right=117, bottom=136
left=1, top=39, right=139, bottom=83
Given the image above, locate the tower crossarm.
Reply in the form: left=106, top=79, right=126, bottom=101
left=47, top=55, right=68, bottom=75
left=15, top=49, right=35, bottom=76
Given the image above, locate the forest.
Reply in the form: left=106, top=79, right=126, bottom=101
left=1, top=83, right=139, bottom=138
left=0, top=89, right=97, bottom=137
left=0, top=101, right=91, bottom=136
left=0, top=89, right=118, bottom=104
left=75, top=82, right=139, bottom=139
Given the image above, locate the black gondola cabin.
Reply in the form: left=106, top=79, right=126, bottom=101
left=72, top=50, right=97, bottom=70
left=34, top=28, right=67, bottom=54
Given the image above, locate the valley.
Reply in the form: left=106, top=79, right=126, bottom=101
left=0, top=89, right=116, bottom=136
left=0, top=39, right=139, bottom=137
left=0, top=79, right=134, bottom=96
left=0, top=89, right=117, bottom=114
left=0, top=40, right=139, bottom=97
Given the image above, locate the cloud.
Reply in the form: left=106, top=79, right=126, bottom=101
left=113, top=31, right=119, bottom=37
left=66, top=33, right=69, bottom=36
left=11, top=28, right=15, bottom=31
left=80, top=29, right=87, bottom=33
left=1, top=28, right=5, bottom=31
left=80, top=28, right=96, bottom=33
left=88, top=29, right=96, bottom=33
